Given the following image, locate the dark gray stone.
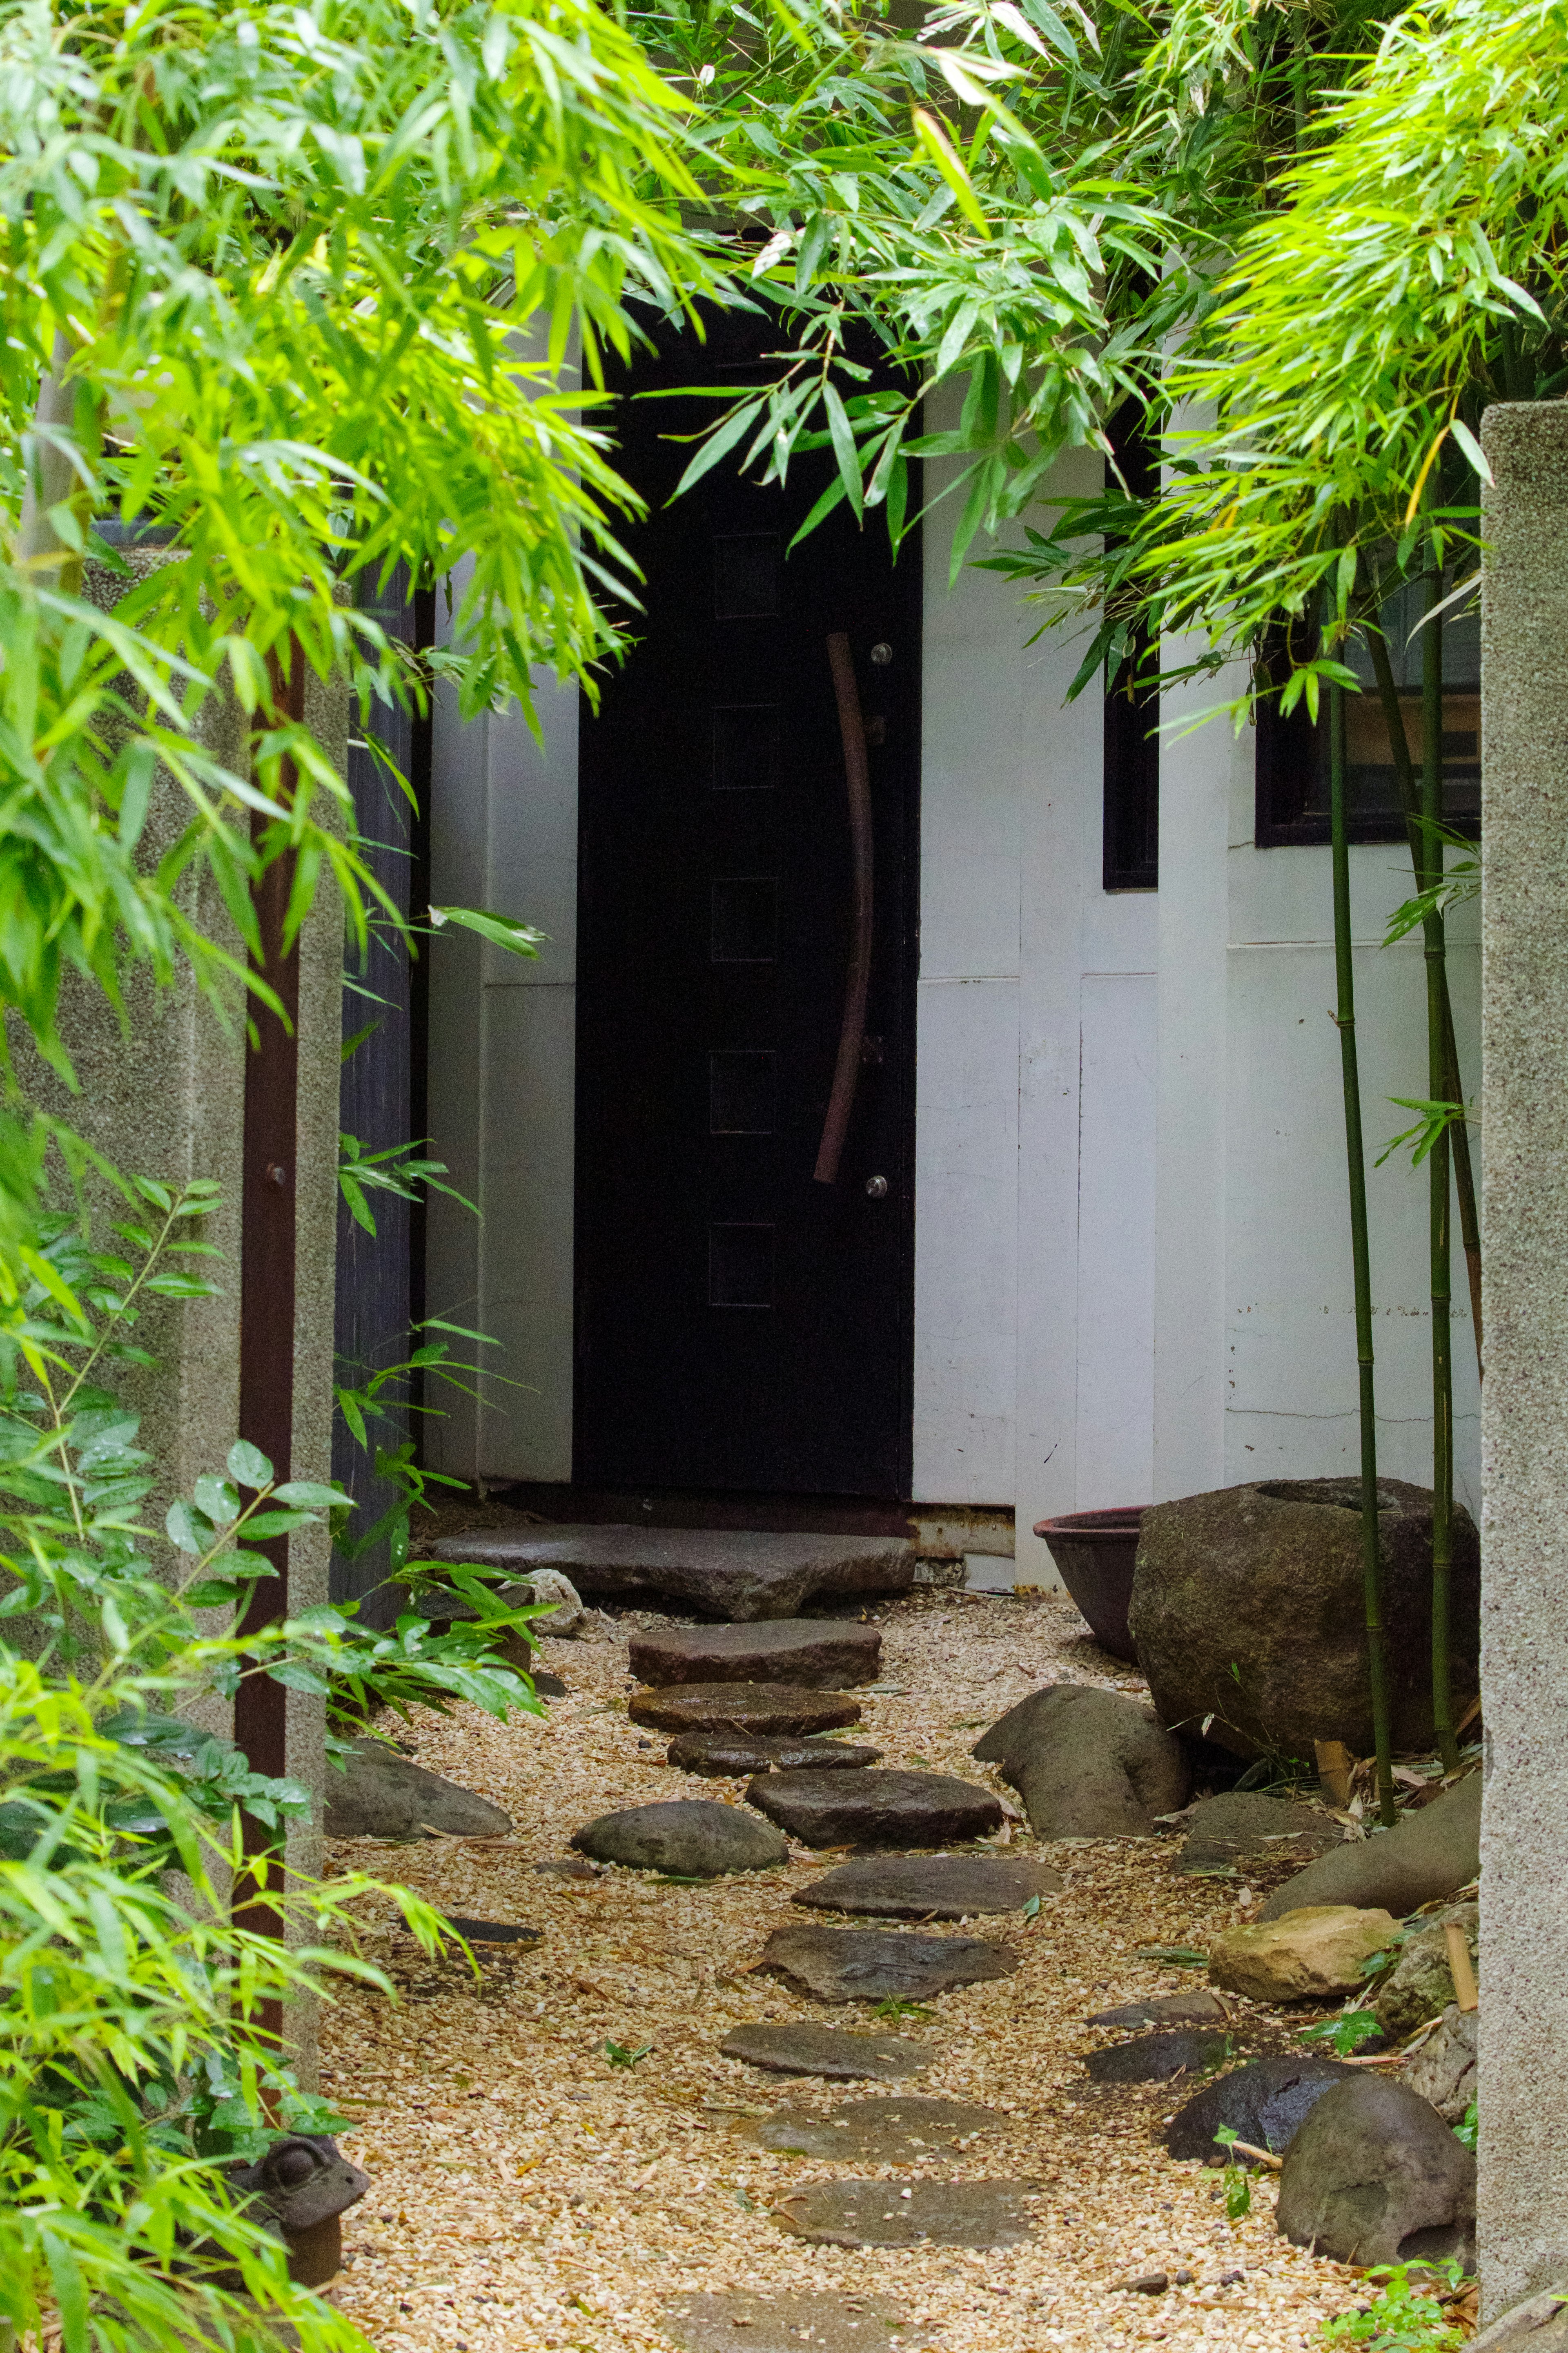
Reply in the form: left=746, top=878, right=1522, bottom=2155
left=569, top=1799, right=788, bottom=1876
left=428, top=1523, right=915, bottom=1621
left=1163, top=2055, right=1356, bottom=2163
left=629, top=1683, right=862, bottom=1737
left=1276, top=2075, right=1477, bottom=2269
left=743, top=2094, right=1002, bottom=2160
left=227, top=2133, right=371, bottom=2288
left=1177, top=1793, right=1342, bottom=1874
left=630, top=1618, right=882, bottom=1688
left=669, top=1731, right=882, bottom=1777
left=445, top=1917, right=542, bottom=1944
left=662, top=2293, right=909, bottom=2353
left=774, top=2179, right=1033, bottom=2249
left=1130, top=1478, right=1480, bottom=1760
left=1084, top=2030, right=1232, bottom=2085
left=793, top=1853, right=1060, bottom=1919
left=746, top=1768, right=1003, bottom=1849
left=1088, top=1991, right=1227, bottom=2028
left=757, top=1923, right=1016, bottom=2003
left=324, top=1740, right=513, bottom=1840
left=719, top=2022, right=932, bottom=2080
left=971, top=1685, right=1190, bottom=1838
left=1258, top=1773, right=1481, bottom=1920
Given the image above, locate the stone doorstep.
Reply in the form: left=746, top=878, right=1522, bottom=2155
left=428, top=1523, right=915, bottom=1622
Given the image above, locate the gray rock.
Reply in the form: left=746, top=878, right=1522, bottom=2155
left=971, top=1685, right=1190, bottom=1838
left=630, top=1618, right=882, bottom=1688
left=662, top=2293, right=909, bottom=2353
left=1276, top=2074, right=1476, bottom=2268
left=1376, top=1904, right=1480, bottom=2038
left=1467, top=2284, right=1568, bottom=2350
left=757, top=1923, right=1016, bottom=2003
left=428, top=1523, right=914, bottom=1621
left=747, top=1768, right=1004, bottom=1850
left=1403, top=2003, right=1478, bottom=2126
left=628, top=1683, right=862, bottom=1737
left=1130, top=1478, right=1480, bottom=1760
left=1163, top=2055, right=1356, bottom=2163
left=1084, top=2031, right=1233, bottom=2085
left=445, top=1916, right=542, bottom=1945
left=719, top=2022, right=931, bottom=2081
left=774, top=2179, right=1034, bottom=2249
left=1258, top=1773, right=1481, bottom=1921
left=1088, top=1991, right=1227, bottom=2028
left=1177, top=1792, right=1343, bottom=1874
left=668, top=1731, right=882, bottom=1777
left=569, top=1799, right=788, bottom=1877
left=793, top=1854, right=1060, bottom=1919
left=743, top=2094, right=1002, bottom=2160
left=324, top=1740, right=512, bottom=1840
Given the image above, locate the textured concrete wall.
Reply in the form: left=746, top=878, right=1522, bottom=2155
left=1478, top=401, right=1568, bottom=2314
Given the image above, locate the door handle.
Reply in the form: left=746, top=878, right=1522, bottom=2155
left=813, top=633, right=875, bottom=1186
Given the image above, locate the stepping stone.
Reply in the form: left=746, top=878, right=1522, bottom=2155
left=669, top=1730, right=882, bottom=1776
left=1176, top=1792, right=1341, bottom=1874
left=530, top=1668, right=568, bottom=1698
left=743, top=2094, right=1002, bottom=2160
left=757, top=1923, right=1016, bottom=2003
left=719, top=2022, right=932, bottom=2081
left=747, top=1768, right=1002, bottom=1849
left=1087, top=1989, right=1227, bottom=2028
left=663, top=2291, right=908, bottom=2353
left=570, top=1799, right=788, bottom=1877
left=428, top=1522, right=915, bottom=1621
left=445, top=1916, right=542, bottom=1945
left=793, top=1853, right=1059, bottom=1919
left=323, top=1740, right=513, bottom=1840
left=773, top=2179, right=1034, bottom=2249
left=1082, top=2030, right=1232, bottom=2084
left=630, top=1617, right=882, bottom=1689
left=629, top=1684, right=862, bottom=1738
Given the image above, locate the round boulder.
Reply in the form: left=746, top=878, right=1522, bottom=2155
left=1129, top=1477, right=1479, bottom=1759
left=1276, top=2075, right=1476, bottom=2269
left=570, top=1799, right=788, bottom=1876
left=1164, top=2054, right=1355, bottom=2164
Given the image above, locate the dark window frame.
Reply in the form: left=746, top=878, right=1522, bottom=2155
left=1102, top=408, right=1160, bottom=892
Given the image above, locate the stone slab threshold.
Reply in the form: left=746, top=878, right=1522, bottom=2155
left=430, top=1522, right=914, bottom=1622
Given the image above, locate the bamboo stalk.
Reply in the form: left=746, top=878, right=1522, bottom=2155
left=1366, top=627, right=1482, bottom=1376
left=1421, top=567, right=1459, bottom=1772
left=1330, top=678, right=1398, bottom=1828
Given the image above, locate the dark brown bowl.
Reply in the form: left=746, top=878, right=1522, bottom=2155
left=1033, top=1507, right=1145, bottom=1663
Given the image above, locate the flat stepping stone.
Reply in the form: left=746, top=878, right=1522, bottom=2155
left=1082, top=2030, right=1232, bottom=2084
left=570, top=1799, right=787, bottom=1877
left=630, top=1617, right=882, bottom=1689
left=747, top=1768, right=1003, bottom=1849
left=445, top=1916, right=542, bottom=1945
left=719, top=2022, right=931, bottom=2080
left=669, top=1730, right=882, bottom=1777
left=757, top=1923, right=1016, bottom=2003
left=793, top=1853, right=1059, bottom=1919
left=663, top=2292, right=907, bottom=2353
left=324, top=1740, right=513, bottom=1840
left=1087, top=1989, right=1227, bottom=2027
left=428, top=1522, right=914, bottom=1621
left=1177, top=1792, right=1342, bottom=1875
left=744, top=2094, right=1002, bottom=2160
left=774, top=2179, right=1033, bottom=2249
left=630, top=1684, right=862, bottom=1737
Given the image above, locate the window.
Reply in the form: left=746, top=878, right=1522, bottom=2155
left=1102, top=410, right=1160, bottom=891
left=1255, top=582, right=1480, bottom=848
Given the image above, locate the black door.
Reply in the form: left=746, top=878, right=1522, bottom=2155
left=575, top=315, right=920, bottom=1496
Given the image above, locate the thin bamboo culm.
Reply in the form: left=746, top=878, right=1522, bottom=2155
left=1329, top=680, right=1399, bottom=1827
left=1422, top=565, right=1460, bottom=1771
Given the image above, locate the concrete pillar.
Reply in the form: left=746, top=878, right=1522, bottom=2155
left=1478, top=401, right=1568, bottom=2313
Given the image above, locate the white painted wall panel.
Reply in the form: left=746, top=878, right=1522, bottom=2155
left=1075, top=973, right=1157, bottom=1510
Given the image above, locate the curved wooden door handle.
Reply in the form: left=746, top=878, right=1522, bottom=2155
left=814, top=633, right=874, bottom=1186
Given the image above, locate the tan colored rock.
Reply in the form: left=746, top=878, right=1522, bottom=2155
left=1208, top=1905, right=1400, bottom=2003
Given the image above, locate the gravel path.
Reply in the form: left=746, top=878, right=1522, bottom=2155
left=321, top=1590, right=1367, bottom=2352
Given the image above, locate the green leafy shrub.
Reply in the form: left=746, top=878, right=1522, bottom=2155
left=1319, top=2260, right=1470, bottom=2350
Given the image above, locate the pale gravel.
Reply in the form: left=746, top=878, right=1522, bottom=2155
left=321, top=1590, right=1376, bottom=2353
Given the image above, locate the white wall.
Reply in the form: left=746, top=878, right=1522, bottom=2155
left=425, top=642, right=579, bottom=1484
